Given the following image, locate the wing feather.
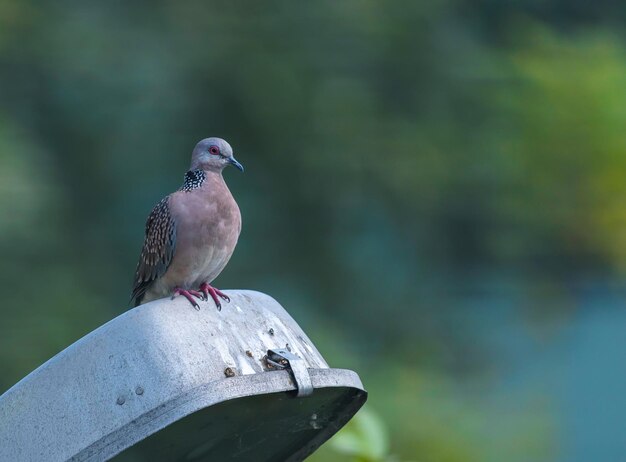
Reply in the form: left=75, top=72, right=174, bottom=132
left=131, top=197, right=177, bottom=306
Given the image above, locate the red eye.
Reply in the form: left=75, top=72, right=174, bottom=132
left=209, top=145, right=220, bottom=155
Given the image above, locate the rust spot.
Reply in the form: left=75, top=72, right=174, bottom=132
left=224, top=367, right=236, bottom=377
left=245, top=350, right=253, bottom=358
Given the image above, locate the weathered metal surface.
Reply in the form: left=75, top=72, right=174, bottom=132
left=0, top=290, right=367, bottom=462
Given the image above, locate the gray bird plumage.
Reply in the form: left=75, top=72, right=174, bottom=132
left=132, top=137, right=243, bottom=309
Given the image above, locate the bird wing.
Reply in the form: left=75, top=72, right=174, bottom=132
left=131, top=196, right=177, bottom=306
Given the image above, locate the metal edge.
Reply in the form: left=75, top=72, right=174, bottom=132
left=72, top=368, right=367, bottom=462
left=285, top=369, right=368, bottom=462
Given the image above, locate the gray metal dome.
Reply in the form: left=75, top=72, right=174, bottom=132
left=0, top=290, right=367, bottom=461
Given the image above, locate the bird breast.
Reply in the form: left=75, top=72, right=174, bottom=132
left=165, top=174, right=241, bottom=288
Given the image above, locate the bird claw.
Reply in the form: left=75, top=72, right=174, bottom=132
left=172, top=287, right=203, bottom=310
left=199, top=283, right=229, bottom=311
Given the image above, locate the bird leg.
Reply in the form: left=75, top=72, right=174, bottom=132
left=172, top=287, right=204, bottom=310
left=199, top=283, right=230, bottom=311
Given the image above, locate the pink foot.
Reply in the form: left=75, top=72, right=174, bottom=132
left=199, top=283, right=230, bottom=311
left=172, top=287, right=204, bottom=310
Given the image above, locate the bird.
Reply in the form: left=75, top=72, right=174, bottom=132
left=131, top=137, right=244, bottom=310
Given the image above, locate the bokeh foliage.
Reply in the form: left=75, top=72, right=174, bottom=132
left=1, top=1, right=625, bottom=461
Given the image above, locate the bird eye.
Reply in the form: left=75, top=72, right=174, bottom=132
left=209, top=145, right=220, bottom=155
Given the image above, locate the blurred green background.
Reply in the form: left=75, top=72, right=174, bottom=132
left=2, top=1, right=626, bottom=461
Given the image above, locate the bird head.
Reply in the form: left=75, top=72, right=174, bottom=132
left=190, top=137, right=244, bottom=173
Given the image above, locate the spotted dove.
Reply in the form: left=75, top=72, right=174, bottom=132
left=131, top=137, right=243, bottom=310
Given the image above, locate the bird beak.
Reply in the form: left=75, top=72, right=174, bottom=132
left=229, top=157, right=244, bottom=172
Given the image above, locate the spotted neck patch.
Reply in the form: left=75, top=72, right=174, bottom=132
left=180, top=169, right=206, bottom=192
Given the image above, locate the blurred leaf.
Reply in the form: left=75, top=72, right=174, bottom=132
left=330, top=406, right=390, bottom=461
